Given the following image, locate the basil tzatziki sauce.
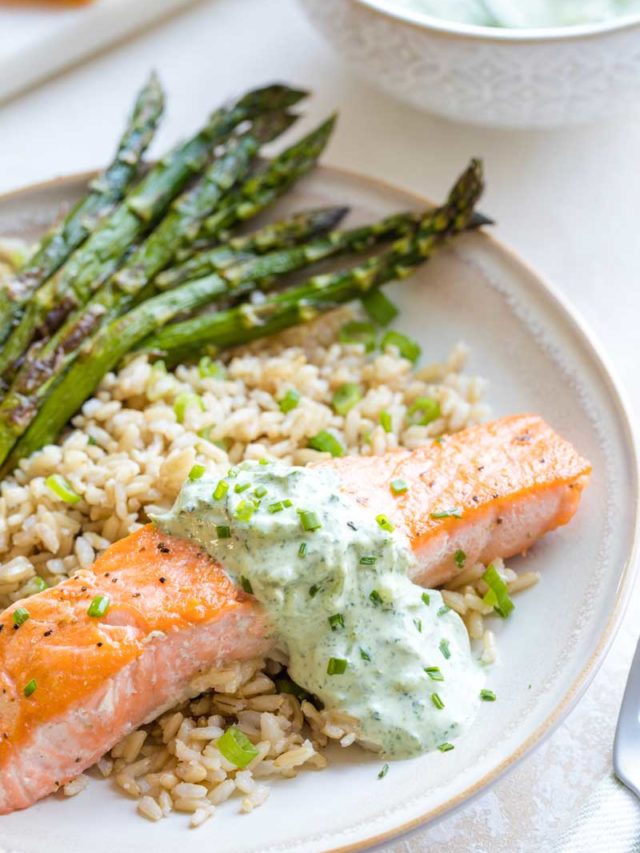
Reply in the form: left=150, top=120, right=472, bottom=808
left=394, top=0, right=640, bottom=28
left=155, top=460, right=483, bottom=758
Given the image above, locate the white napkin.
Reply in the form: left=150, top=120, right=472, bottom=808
left=554, top=775, right=640, bottom=852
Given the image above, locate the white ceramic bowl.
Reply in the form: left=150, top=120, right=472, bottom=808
left=298, top=0, right=640, bottom=128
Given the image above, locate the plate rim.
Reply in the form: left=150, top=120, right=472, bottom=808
left=0, top=165, right=638, bottom=852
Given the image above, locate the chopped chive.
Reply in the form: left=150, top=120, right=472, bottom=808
left=174, top=392, right=205, bottom=423
left=359, top=555, right=377, bottom=565
left=362, top=289, right=398, bottom=326
left=480, top=689, right=497, bottom=702
left=234, top=500, right=255, bottom=523
left=87, top=595, right=110, bottom=619
left=376, top=514, right=394, bottom=533
left=259, top=458, right=270, bottom=465
left=437, top=605, right=451, bottom=617
left=369, top=589, right=384, bottom=606
left=381, top=330, right=421, bottom=364
left=253, top=486, right=267, bottom=499
left=328, top=613, right=345, bottom=631
left=45, top=474, right=81, bottom=505
left=414, top=618, right=423, bottom=633
left=327, top=657, right=348, bottom=675
left=274, top=678, right=310, bottom=701
left=482, top=563, right=515, bottom=618
left=308, top=430, right=344, bottom=458
left=377, top=762, right=390, bottom=779
left=188, top=464, right=206, bottom=481
left=268, top=501, right=285, bottom=513
left=299, top=510, right=321, bottom=532
left=12, top=607, right=30, bottom=627
left=298, top=543, right=307, bottom=559
left=407, top=396, right=441, bottom=426
left=439, top=639, right=451, bottom=659
left=425, top=666, right=444, bottom=681
left=379, top=410, right=392, bottom=433
left=227, top=467, right=239, bottom=478
left=217, top=726, right=259, bottom=769
left=390, top=478, right=408, bottom=496
left=339, top=321, right=377, bottom=352
left=23, top=679, right=37, bottom=698
left=216, top=524, right=231, bottom=539
left=360, top=648, right=371, bottom=661
left=283, top=498, right=293, bottom=508
left=454, top=549, right=467, bottom=568
left=332, top=383, right=363, bottom=416
left=240, top=576, right=254, bottom=595
left=430, top=508, right=463, bottom=519
left=198, top=356, right=225, bottom=379
left=234, top=482, right=251, bottom=493
left=213, top=480, right=229, bottom=501
left=309, top=583, right=319, bottom=597
left=421, top=592, right=431, bottom=606
left=431, top=693, right=445, bottom=710
left=279, top=388, right=301, bottom=414
left=438, top=742, right=455, bottom=752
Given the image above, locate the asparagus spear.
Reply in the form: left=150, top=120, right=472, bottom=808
left=0, top=84, right=307, bottom=385
left=156, top=206, right=349, bottom=289
left=0, top=209, right=417, bottom=464
left=0, top=73, right=165, bottom=347
left=0, top=160, right=482, bottom=474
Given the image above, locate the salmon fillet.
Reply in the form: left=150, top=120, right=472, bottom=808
left=0, top=414, right=590, bottom=814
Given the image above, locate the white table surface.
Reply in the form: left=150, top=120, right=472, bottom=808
left=0, top=0, right=639, bottom=849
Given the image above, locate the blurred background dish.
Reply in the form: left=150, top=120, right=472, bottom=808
left=298, top=0, right=640, bottom=127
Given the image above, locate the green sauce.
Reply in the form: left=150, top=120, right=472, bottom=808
left=154, top=460, right=483, bottom=759
left=395, top=0, right=640, bottom=28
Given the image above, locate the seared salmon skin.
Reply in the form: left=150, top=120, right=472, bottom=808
left=0, top=414, right=590, bottom=814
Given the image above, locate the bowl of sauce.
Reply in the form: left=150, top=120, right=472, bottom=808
left=298, top=0, right=640, bottom=126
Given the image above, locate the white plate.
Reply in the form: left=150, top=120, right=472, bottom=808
left=0, top=167, right=637, bottom=853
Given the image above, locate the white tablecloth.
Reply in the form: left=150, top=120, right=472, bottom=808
left=0, top=1, right=638, bottom=848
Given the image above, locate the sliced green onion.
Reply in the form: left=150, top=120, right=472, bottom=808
left=430, top=507, right=463, bottom=520
left=360, top=648, right=371, bottom=661
left=332, top=383, right=362, bottom=416
left=339, top=321, right=377, bottom=352
left=480, top=689, right=496, bottom=702
left=198, top=356, right=225, bottom=379
left=259, top=458, right=270, bottom=465
left=308, top=430, right=344, bottom=458
left=425, top=666, right=444, bottom=682
left=328, top=613, right=344, bottom=631
left=253, top=486, right=267, bottom=499
left=240, top=576, right=254, bottom=595
left=234, top=500, right=255, bottom=523
left=327, top=657, right=348, bottom=675
left=298, top=543, right=307, bottom=559
left=431, top=693, right=445, bottom=710
left=362, top=289, right=398, bottom=326
left=213, top=479, right=229, bottom=501
left=217, top=726, right=259, bottom=769
left=438, top=742, right=455, bottom=752
left=379, top=410, right=392, bottom=433
left=377, top=763, right=390, bottom=779
left=439, top=638, right=451, bottom=659
left=87, top=595, right=110, bottom=619
left=359, top=555, right=377, bottom=565
left=268, top=501, right=285, bottom=513
left=369, top=589, right=384, bottom=607
left=437, top=605, right=451, bottom=617
left=381, top=330, right=421, bottom=364
left=376, top=514, right=394, bottom=533
left=414, top=618, right=422, bottom=633
left=279, top=388, right=301, bottom=414
left=309, top=583, right=319, bottom=597
left=45, top=474, right=81, bottom=505
left=188, top=464, right=206, bottom=481
left=275, top=677, right=310, bottom=701
left=12, top=607, right=30, bottom=627
left=283, top=499, right=293, bottom=508
left=234, top=482, right=251, bottom=494
left=482, top=563, right=515, bottom=618
left=390, top=478, right=408, bottom=496
left=216, top=524, right=231, bottom=539
left=454, top=549, right=467, bottom=568
left=299, top=510, right=321, bottom=532
left=23, top=679, right=37, bottom=698
left=227, top=466, right=239, bottom=478
left=407, top=396, right=441, bottom=426
left=421, top=592, right=431, bottom=606
left=174, top=392, right=205, bottom=423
